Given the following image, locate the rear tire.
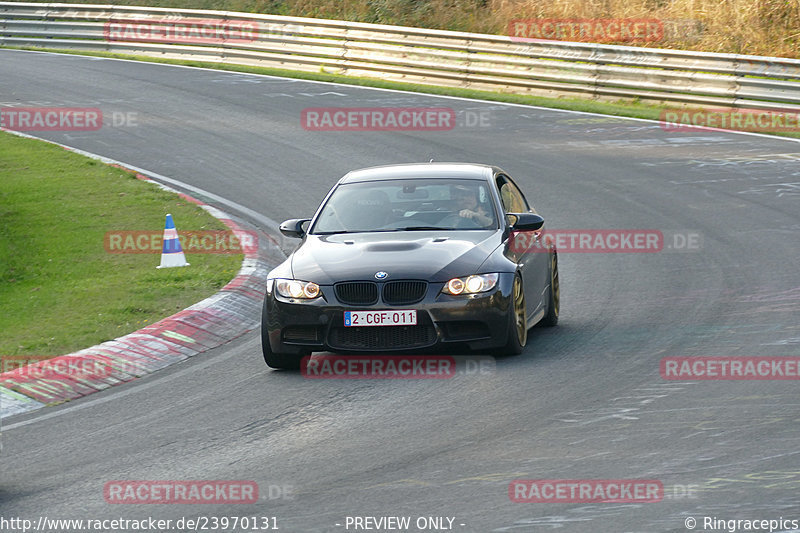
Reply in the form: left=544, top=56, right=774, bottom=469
left=540, top=251, right=559, bottom=327
left=261, top=296, right=304, bottom=370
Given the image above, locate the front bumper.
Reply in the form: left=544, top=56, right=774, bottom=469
left=262, top=273, right=516, bottom=354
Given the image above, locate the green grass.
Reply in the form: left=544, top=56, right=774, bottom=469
left=7, top=45, right=800, bottom=140
left=0, top=131, right=243, bottom=357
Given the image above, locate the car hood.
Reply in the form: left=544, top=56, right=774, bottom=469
left=290, top=231, right=502, bottom=284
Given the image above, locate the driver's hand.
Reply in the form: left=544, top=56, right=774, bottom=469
left=459, top=209, right=474, bottom=219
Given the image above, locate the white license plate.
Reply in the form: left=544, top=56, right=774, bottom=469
left=344, top=310, right=417, bottom=327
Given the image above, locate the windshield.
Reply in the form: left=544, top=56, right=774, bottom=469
left=310, top=178, right=499, bottom=234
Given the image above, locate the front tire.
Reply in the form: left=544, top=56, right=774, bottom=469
left=261, top=296, right=304, bottom=370
left=497, top=274, right=526, bottom=355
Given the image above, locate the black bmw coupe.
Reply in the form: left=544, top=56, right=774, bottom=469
left=261, top=163, right=559, bottom=369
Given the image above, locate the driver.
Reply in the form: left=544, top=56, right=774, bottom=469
left=452, top=184, right=492, bottom=227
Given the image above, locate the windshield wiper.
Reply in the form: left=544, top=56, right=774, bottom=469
left=394, top=226, right=450, bottom=231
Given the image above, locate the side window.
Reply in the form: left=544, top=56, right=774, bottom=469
left=496, top=176, right=530, bottom=213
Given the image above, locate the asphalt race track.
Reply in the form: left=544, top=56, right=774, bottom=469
left=1, top=49, right=799, bottom=532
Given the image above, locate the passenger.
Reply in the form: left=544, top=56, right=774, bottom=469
left=355, top=189, right=392, bottom=229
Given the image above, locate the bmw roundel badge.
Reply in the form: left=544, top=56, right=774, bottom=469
left=375, top=271, right=388, bottom=280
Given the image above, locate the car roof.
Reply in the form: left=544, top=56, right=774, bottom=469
left=339, top=163, right=497, bottom=184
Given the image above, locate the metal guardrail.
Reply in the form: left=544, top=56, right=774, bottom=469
left=2, top=2, right=800, bottom=110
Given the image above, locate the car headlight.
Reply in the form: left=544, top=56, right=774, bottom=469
left=442, top=273, right=499, bottom=295
left=274, top=279, right=321, bottom=299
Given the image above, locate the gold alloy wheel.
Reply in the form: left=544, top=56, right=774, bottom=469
left=513, top=275, right=527, bottom=347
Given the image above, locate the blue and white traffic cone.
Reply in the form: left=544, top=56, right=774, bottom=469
left=156, top=213, right=189, bottom=269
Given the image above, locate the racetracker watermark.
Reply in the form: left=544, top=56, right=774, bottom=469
left=509, top=479, right=663, bottom=503
left=1, top=356, right=111, bottom=380
left=104, top=230, right=257, bottom=254
left=303, top=355, right=454, bottom=379
left=0, top=107, right=102, bottom=132
left=508, top=19, right=663, bottom=43
left=511, top=229, right=702, bottom=253
left=301, top=107, right=457, bottom=131
left=104, top=481, right=259, bottom=504
left=104, top=18, right=258, bottom=44
left=301, top=355, right=496, bottom=379
left=660, top=108, right=800, bottom=133
left=661, top=357, right=800, bottom=380
left=512, top=229, right=661, bottom=253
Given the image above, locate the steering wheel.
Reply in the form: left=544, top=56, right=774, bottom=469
left=439, top=213, right=482, bottom=229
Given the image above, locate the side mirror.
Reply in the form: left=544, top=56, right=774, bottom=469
left=279, top=218, right=311, bottom=238
left=507, top=213, right=544, bottom=231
